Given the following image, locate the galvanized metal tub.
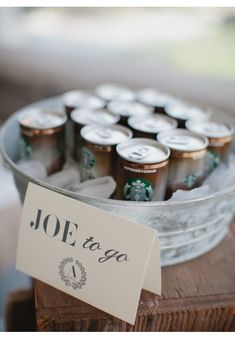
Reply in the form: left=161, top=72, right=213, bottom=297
left=1, top=96, right=235, bottom=266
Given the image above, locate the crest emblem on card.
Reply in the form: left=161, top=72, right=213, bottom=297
left=59, top=257, right=87, bottom=290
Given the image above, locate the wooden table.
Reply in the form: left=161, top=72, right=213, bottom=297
left=34, top=224, right=235, bottom=331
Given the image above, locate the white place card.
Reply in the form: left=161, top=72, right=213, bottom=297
left=16, top=183, right=161, bottom=325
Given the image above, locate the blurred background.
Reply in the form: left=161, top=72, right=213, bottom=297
left=0, top=7, right=235, bottom=331
left=0, top=7, right=235, bottom=123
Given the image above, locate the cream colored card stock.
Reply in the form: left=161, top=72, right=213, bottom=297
left=16, top=183, right=161, bottom=325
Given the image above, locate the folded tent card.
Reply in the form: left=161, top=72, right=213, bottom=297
left=16, top=183, right=161, bottom=325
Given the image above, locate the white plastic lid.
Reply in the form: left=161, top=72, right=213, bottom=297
left=157, top=129, right=208, bottom=152
left=95, top=83, right=135, bottom=101
left=81, top=124, right=132, bottom=146
left=108, top=101, right=153, bottom=118
left=128, top=114, right=177, bottom=133
left=71, top=108, right=119, bottom=126
left=116, top=138, right=170, bottom=164
left=166, top=101, right=210, bottom=121
left=186, top=120, right=234, bottom=139
left=137, top=88, right=175, bottom=107
left=62, top=90, right=105, bottom=109
left=19, top=109, right=67, bottom=129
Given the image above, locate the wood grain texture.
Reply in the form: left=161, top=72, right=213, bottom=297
left=35, top=224, right=235, bottom=331
left=5, top=289, right=36, bottom=331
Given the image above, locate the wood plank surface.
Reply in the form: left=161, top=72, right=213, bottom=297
left=35, top=223, right=235, bottom=331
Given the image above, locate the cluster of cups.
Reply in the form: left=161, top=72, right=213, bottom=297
left=18, top=83, right=234, bottom=202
